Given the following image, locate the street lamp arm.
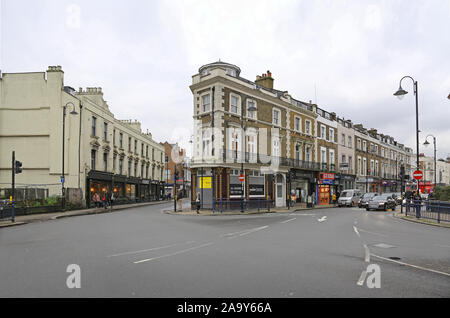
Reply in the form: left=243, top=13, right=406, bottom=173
left=398, top=75, right=415, bottom=88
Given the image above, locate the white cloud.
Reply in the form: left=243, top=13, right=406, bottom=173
left=2, top=0, right=449, bottom=158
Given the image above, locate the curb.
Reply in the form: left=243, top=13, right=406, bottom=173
left=162, top=205, right=333, bottom=216
left=0, top=221, right=27, bottom=228
left=393, top=212, right=450, bottom=229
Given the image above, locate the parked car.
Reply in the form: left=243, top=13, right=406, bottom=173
left=392, top=192, right=403, bottom=205
left=358, top=192, right=379, bottom=208
left=337, top=189, right=362, bottom=207
left=366, top=193, right=397, bottom=211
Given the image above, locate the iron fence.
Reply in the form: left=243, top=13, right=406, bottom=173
left=404, top=200, right=450, bottom=223
left=190, top=199, right=275, bottom=213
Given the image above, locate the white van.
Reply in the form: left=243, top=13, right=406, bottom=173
left=337, top=189, right=362, bottom=207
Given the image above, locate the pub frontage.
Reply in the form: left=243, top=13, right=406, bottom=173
left=86, top=170, right=164, bottom=207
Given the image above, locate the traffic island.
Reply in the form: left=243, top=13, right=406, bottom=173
left=393, top=212, right=450, bottom=228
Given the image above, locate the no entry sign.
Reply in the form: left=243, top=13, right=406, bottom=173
left=239, top=174, right=245, bottom=182
left=413, top=170, right=423, bottom=180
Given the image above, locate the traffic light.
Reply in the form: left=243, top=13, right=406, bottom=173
left=174, top=170, right=179, bottom=181
left=15, top=160, right=23, bottom=174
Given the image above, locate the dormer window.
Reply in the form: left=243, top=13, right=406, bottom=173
left=226, top=68, right=236, bottom=77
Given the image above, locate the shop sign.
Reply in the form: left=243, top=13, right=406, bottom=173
left=199, top=177, right=212, bottom=189
left=230, top=184, right=243, bottom=196
left=319, top=173, right=335, bottom=180
left=249, top=184, right=264, bottom=196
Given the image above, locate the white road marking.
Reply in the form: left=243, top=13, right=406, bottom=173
left=280, top=218, right=296, bottom=224
left=357, top=228, right=389, bottom=237
left=373, top=243, right=396, bottom=249
left=107, top=241, right=196, bottom=257
left=353, top=226, right=360, bottom=237
left=434, top=244, right=450, bottom=248
left=134, top=242, right=214, bottom=264
left=221, top=226, right=267, bottom=238
left=317, top=216, right=327, bottom=222
left=357, top=270, right=367, bottom=286
left=289, top=213, right=315, bottom=216
left=370, top=253, right=450, bottom=277
left=364, top=244, right=370, bottom=263
left=237, top=225, right=269, bottom=237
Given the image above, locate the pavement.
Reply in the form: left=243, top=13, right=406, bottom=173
left=0, top=202, right=448, bottom=297
left=0, top=200, right=170, bottom=228
left=163, top=202, right=336, bottom=216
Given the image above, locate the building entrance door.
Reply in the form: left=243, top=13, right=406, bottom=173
left=318, top=185, right=330, bottom=205
left=275, top=173, right=286, bottom=207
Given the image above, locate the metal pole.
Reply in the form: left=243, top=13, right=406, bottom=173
left=174, top=167, right=177, bottom=212
left=433, top=136, right=436, bottom=189
left=240, top=97, right=246, bottom=212
left=414, top=81, right=420, bottom=192
left=62, top=106, right=66, bottom=212
left=11, top=151, right=15, bottom=222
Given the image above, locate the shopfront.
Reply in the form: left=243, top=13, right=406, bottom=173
left=381, top=180, right=398, bottom=193
left=356, top=177, right=380, bottom=194
left=289, top=170, right=315, bottom=203
left=336, top=174, right=356, bottom=192
left=86, top=170, right=162, bottom=207
left=316, top=172, right=335, bottom=205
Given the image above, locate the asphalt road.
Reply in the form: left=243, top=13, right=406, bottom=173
left=0, top=203, right=449, bottom=297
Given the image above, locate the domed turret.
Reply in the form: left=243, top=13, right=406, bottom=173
left=198, top=60, right=241, bottom=77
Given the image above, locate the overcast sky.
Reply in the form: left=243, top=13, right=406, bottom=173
left=1, top=0, right=449, bottom=159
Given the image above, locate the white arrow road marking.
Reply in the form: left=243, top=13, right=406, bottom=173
left=280, top=218, right=296, bottom=224
left=134, top=242, right=214, bottom=264
left=353, top=226, right=360, bottom=237
left=364, top=244, right=370, bottom=263
left=317, top=216, right=327, bottom=222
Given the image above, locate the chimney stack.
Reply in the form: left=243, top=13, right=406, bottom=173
left=255, top=70, right=274, bottom=89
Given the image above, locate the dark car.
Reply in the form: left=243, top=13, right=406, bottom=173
left=358, top=193, right=379, bottom=208
left=366, top=194, right=397, bottom=211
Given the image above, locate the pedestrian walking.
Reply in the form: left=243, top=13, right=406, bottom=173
left=413, top=190, right=422, bottom=218
left=177, top=189, right=183, bottom=211
left=196, top=193, right=201, bottom=214
left=92, top=192, right=100, bottom=208
left=102, top=192, right=108, bottom=209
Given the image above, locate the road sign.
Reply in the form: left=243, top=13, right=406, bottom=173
left=239, top=174, right=245, bottom=182
left=413, top=170, right=423, bottom=180
left=60, top=176, right=65, bottom=184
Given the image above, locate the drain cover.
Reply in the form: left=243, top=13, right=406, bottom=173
left=389, top=257, right=401, bottom=260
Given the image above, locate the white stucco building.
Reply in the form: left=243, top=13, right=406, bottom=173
left=0, top=66, right=165, bottom=207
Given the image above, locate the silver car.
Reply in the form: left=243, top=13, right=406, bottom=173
left=337, top=189, right=362, bottom=207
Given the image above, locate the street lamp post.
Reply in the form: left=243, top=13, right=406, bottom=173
left=62, top=102, right=79, bottom=212
left=423, top=134, right=436, bottom=192
left=393, top=76, right=420, bottom=191
left=239, top=96, right=257, bottom=212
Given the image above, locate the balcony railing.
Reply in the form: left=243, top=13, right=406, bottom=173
left=191, top=150, right=337, bottom=172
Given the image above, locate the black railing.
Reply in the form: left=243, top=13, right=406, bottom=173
left=405, top=200, right=450, bottom=223
left=205, top=150, right=336, bottom=172
left=213, top=199, right=275, bottom=213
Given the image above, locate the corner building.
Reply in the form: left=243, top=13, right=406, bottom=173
left=189, top=61, right=330, bottom=209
